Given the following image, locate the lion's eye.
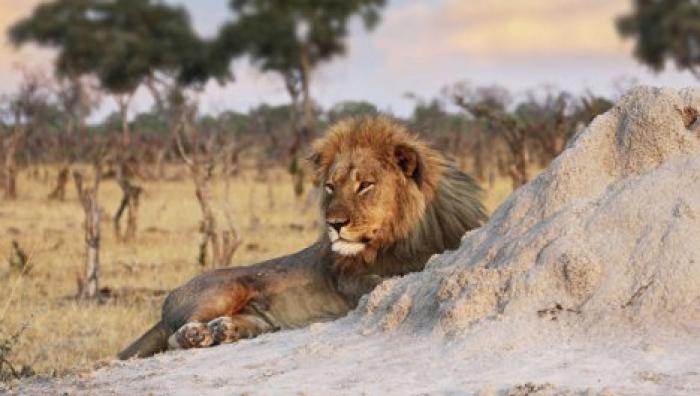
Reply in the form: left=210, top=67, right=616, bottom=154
left=357, top=181, right=374, bottom=194
left=324, top=183, right=335, bottom=194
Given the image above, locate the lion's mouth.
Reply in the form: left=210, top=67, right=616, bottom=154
left=331, top=239, right=366, bottom=256
left=328, top=228, right=367, bottom=256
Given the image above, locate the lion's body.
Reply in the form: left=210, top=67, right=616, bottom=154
left=118, top=117, right=486, bottom=360
left=162, top=243, right=349, bottom=331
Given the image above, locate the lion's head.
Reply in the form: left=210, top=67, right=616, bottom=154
left=310, top=116, right=485, bottom=264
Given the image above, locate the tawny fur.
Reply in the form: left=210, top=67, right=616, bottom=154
left=118, top=116, right=486, bottom=360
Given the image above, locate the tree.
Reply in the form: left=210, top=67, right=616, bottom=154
left=450, top=85, right=532, bottom=189
left=0, top=69, right=56, bottom=199
left=10, top=0, right=228, bottom=145
left=326, top=100, right=378, bottom=124
left=403, top=96, right=473, bottom=170
left=174, top=105, right=243, bottom=269
left=515, top=89, right=572, bottom=165
left=217, top=0, right=386, bottom=196
left=617, top=0, right=700, bottom=79
left=9, top=0, right=107, bottom=143
left=73, top=154, right=105, bottom=300
left=53, top=76, right=100, bottom=139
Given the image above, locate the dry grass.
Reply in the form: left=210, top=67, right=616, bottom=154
left=0, top=164, right=514, bottom=378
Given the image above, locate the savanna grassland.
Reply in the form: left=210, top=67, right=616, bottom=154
left=0, top=163, right=513, bottom=379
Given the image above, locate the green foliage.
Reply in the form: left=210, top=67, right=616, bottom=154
left=218, top=0, right=387, bottom=73
left=216, top=0, right=387, bottom=149
left=249, top=103, right=297, bottom=132
left=9, top=0, right=228, bottom=94
left=131, top=112, right=169, bottom=135
left=409, top=99, right=470, bottom=137
left=9, top=0, right=98, bottom=79
left=617, top=0, right=700, bottom=78
left=215, top=111, right=251, bottom=134
left=326, top=100, right=378, bottom=123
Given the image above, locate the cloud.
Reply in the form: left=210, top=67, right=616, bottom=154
left=376, top=0, right=631, bottom=63
left=445, top=0, right=631, bottom=57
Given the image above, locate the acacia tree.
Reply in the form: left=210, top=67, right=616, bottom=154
left=617, top=0, right=700, bottom=79
left=326, top=100, right=378, bottom=124
left=10, top=0, right=224, bottom=146
left=217, top=0, right=386, bottom=196
left=516, top=90, right=572, bottom=165
left=448, top=85, right=530, bottom=188
left=10, top=1, right=103, bottom=147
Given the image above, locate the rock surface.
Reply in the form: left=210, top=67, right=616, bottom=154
left=18, top=87, right=700, bottom=395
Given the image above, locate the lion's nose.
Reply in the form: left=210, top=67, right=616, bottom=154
left=327, top=218, right=349, bottom=233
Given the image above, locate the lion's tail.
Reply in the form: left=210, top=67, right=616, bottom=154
left=118, top=321, right=170, bottom=360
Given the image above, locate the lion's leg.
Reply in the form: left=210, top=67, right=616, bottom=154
left=207, top=314, right=275, bottom=344
left=168, top=321, right=215, bottom=350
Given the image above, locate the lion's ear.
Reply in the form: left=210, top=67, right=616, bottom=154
left=394, top=144, right=422, bottom=183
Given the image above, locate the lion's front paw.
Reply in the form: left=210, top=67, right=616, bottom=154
left=208, top=316, right=242, bottom=344
left=174, top=322, right=214, bottom=349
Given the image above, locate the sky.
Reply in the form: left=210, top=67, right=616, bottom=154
left=0, top=0, right=697, bottom=120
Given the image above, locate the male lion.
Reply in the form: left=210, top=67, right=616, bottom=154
left=118, top=116, right=485, bottom=359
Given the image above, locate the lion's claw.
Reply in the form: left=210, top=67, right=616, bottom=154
left=208, top=316, right=241, bottom=344
left=175, top=322, right=214, bottom=348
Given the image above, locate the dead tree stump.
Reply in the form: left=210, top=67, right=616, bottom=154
left=48, top=166, right=69, bottom=201
left=73, top=169, right=101, bottom=301
left=113, top=162, right=142, bottom=243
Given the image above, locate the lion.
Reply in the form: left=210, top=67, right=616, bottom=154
left=118, top=116, right=486, bottom=359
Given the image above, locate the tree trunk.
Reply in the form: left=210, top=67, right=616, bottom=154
left=116, top=95, right=132, bottom=146
left=120, top=109, right=130, bottom=147
left=284, top=70, right=306, bottom=198
left=473, top=128, right=486, bottom=182
left=3, top=129, right=22, bottom=200
left=293, top=168, right=304, bottom=198
left=508, top=144, right=529, bottom=190
left=194, top=169, right=220, bottom=267
left=113, top=163, right=141, bottom=243
left=192, top=167, right=242, bottom=268
left=113, top=183, right=141, bottom=242
left=73, top=170, right=101, bottom=301
left=48, top=166, right=69, bottom=201
left=3, top=162, right=17, bottom=200
left=125, top=188, right=140, bottom=241
left=299, top=44, right=315, bottom=142
left=76, top=79, right=88, bottom=142
left=174, top=102, right=242, bottom=268
left=155, top=148, right=167, bottom=179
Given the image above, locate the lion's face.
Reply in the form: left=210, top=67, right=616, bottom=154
left=312, top=118, right=435, bottom=261
left=322, top=148, right=406, bottom=257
